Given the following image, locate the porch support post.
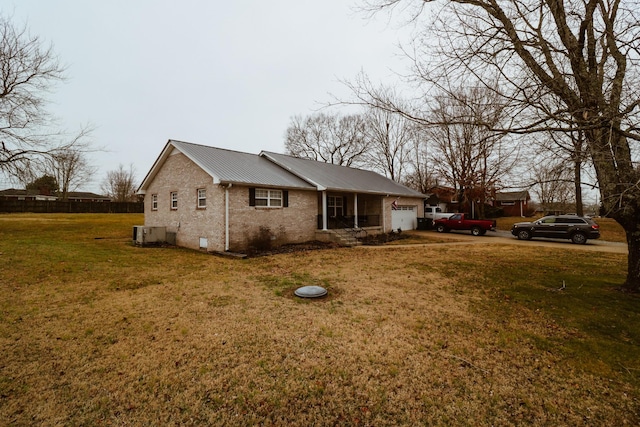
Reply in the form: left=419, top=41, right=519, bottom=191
left=322, top=191, right=328, bottom=231
left=382, top=196, right=386, bottom=232
left=353, top=193, right=359, bottom=228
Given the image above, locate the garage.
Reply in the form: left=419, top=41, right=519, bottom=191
left=391, top=205, right=417, bottom=231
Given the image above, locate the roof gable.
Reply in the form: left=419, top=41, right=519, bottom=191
left=138, top=140, right=315, bottom=192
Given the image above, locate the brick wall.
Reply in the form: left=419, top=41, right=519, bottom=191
left=143, top=150, right=317, bottom=252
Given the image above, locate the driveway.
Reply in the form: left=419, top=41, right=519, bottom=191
left=363, top=229, right=628, bottom=254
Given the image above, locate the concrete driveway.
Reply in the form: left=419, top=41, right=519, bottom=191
left=366, top=229, right=628, bottom=254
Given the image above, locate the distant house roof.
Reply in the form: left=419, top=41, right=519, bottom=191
left=495, top=190, right=530, bottom=201
left=0, top=188, right=29, bottom=196
left=0, top=189, right=110, bottom=201
left=66, top=192, right=111, bottom=201
left=139, top=140, right=425, bottom=198
left=0, top=188, right=57, bottom=200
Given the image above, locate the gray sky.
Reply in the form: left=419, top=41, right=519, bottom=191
left=3, top=0, right=408, bottom=192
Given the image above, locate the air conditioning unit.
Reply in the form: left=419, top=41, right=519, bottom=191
left=133, top=226, right=167, bottom=246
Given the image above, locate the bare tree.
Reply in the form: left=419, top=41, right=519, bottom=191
left=531, top=159, right=575, bottom=214
left=403, top=126, right=437, bottom=193
left=284, top=112, right=369, bottom=167
left=363, top=106, right=416, bottom=182
left=0, top=14, right=66, bottom=179
left=42, top=126, right=97, bottom=200
left=364, top=0, right=640, bottom=292
left=424, top=85, right=518, bottom=217
left=101, top=164, right=137, bottom=202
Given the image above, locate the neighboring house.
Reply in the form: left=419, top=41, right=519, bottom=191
left=0, top=189, right=110, bottom=202
left=494, top=190, right=531, bottom=217
left=137, top=140, right=426, bottom=252
left=65, top=192, right=111, bottom=202
left=0, top=188, right=57, bottom=201
left=536, top=201, right=575, bottom=216
left=428, top=186, right=458, bottom=208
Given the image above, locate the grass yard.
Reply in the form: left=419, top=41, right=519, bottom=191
left=0, top=214, right=638, bottom=425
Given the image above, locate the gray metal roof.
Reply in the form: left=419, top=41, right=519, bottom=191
left=139, top=140, right=426, bottom=198
left=140, top=140, right=315, bottom=190
left=495, top=190, right=530, bottom=201
left=261, top=151, right=425, bottom=197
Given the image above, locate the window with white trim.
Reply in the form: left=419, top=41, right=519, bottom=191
left=255, top=188, right=282, bottom=207
left=170, top=192, right=178, bottom=210
left=328, top=196, right=343, bottom=217
left=151, top=194, right=158, bottom=210
left=197, top=188, right=206, bottom=208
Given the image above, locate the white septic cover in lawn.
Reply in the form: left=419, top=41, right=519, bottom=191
left=294, top=285, right=327, bottom=298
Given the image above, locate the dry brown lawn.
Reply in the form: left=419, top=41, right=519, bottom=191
left=0, top=214, right=638, bottom=426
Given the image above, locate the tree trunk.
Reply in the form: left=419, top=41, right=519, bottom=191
left=587, top=125, right=640, bottom=293
left=574, top=157, right=583, bottom=216
left=622, top=225, right=640, bottom=292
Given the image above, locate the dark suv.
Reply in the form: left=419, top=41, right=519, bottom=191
left=511, top=215, right=600, bottom=244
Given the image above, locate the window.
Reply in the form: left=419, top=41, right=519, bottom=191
left=253, top=188, right=282, bottom=207
left=500, top=201, right=515, bottom=206
left=151, top=194, right=158, bottom=210
left=170, top=192, right=178, bottom=210
left=328, top=196, right=344, bottom=217
left=197, top=189, right=206, bottom=208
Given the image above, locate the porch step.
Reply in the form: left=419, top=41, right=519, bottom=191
left=330, top=229, right=362, bottom=247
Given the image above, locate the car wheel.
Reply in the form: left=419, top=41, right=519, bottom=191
left=471, top=226, right=482, bottom=236
left=571, top=232, right=587, bottom=244
left=435, top=224, right=446, bottom=233
left=517, top=229, right=531, bottom=240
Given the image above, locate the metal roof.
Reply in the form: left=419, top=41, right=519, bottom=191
left=139, top=140, right=426, bottom=198
left=139, top=140, right=315, bottom=191
left=495, top=190, right=530, bottom=201
left=261, top=151, right=425, bottom=197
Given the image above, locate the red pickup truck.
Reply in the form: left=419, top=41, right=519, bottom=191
left=433, top=213, right=496, bottom=236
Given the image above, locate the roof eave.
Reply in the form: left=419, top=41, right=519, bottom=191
left=259, top=151, right=326, bottom=191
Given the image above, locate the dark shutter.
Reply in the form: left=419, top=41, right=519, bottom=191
left=283, top=190, right=289, bottom=207
left=249, top=188, right=256, bottom=206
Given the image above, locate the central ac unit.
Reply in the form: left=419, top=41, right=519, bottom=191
left=133, top=226, right=167, bottom=245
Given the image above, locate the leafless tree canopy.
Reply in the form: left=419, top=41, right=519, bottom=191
left=0, top=15, right=66, bottom=177
left=101, top=164, right=138, bottom=202
left=425, top=85, right=519, bottom=216
left=363, top=106, right=418, bottom=182
left=284, top=113, right=369, bottom=167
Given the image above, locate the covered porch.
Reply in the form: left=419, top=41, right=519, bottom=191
left=315, top=191, right=384, bottom=230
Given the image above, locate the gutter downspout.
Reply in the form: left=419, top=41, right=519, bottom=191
left=225, top=184, right=232, bottom=251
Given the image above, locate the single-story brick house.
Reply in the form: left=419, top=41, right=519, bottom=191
left=137, top=140, right=426, bottom=252
left=494, top=190, right=531, bottom=217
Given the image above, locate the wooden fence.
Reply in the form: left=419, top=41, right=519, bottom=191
left=0, top=200, right=143, bottom=214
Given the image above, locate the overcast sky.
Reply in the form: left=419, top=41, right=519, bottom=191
left=2, top=0, right=409, bottom=192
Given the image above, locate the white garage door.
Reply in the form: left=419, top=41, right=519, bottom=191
left=392, top=206, right=417, bottom=231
